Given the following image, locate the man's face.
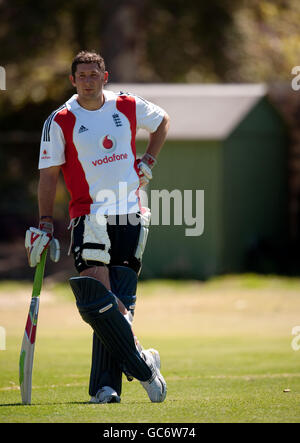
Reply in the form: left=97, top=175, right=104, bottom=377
left=70, top=63, right=108, bottom=100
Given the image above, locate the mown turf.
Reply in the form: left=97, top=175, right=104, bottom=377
left=1, top=275, right=300, bottom=423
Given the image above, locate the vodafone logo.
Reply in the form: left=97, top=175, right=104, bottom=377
left=41, top=148, right=50, bottom=160
left=93, top=134, right=126, bottom=166
left=92, top=153, right=128, bottom=167
left=100, top=135, right=117, bottom=153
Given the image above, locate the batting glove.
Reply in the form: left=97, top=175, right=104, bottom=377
left=136, top=153, right=157, bottom=188
left=25, top=221, right=60, bottom=267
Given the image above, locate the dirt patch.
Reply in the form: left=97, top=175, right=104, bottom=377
left=0, top=289, right=54, bottom=308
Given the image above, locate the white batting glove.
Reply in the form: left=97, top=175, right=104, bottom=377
left=136, top=153, right=157, bottom=188
left=25, top=222, right=60, bottom=267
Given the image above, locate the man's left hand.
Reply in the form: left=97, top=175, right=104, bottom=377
left=136, top=153, right=157, bottom=188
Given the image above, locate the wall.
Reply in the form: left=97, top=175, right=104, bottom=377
left=222, top=98, right=289, bottom=273
left=136, top=140, right=223, bottom=279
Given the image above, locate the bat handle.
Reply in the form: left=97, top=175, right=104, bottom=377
left=32, top=249, right=48, bottom=298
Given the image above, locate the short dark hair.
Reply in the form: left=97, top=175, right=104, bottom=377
left=71, top=50, right=105, bottom=77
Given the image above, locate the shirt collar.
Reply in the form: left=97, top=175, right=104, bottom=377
left=65, top=90, right=115, bottom=111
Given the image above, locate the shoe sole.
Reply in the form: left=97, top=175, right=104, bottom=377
left=106, top=395, right=121, bottom=404
left=155, top=370, right=167, bottom=402
left=90, top=395, right=121, bottom=404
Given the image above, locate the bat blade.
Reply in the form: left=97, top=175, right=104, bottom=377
left=19, top=250, right=47, bottom=405
left=19, top=297, right=40, bottom=404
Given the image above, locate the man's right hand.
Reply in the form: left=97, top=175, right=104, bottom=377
left=25, top=222, right=60, bottom=267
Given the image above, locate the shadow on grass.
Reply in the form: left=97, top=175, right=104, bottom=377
left=0, top=399, right=173, bottom=407
left=0, top=401, right=90, bottom=407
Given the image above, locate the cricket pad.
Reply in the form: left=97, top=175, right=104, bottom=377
left=89, top=266, right=138, bottom=396
left=109, top=266, right=137, bottom=316
left=89, top=332, right=122, bottom=396
left=69, top=276, right=151, bottom=382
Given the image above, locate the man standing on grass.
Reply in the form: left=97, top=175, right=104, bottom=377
left=25, top=50, right=170, bottom=403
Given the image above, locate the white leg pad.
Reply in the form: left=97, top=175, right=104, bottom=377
left=82, top=215, right=111, bottom=265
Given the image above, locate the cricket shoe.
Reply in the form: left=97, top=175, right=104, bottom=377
left=140, top=348, right=167, bottom=403
left=90, top=386, right=121, bottom=404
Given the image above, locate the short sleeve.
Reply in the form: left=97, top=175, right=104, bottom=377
left=135, top=95, right=166, bottom=133
left=38, top=119, right=66, bottom=169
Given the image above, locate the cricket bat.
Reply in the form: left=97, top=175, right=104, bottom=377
left=19, top=249, right=47, bottom=405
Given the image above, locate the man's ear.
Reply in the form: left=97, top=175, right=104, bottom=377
left=103, top=71, right=109, bottom=85
left=69, top=74, right=76, bottom=87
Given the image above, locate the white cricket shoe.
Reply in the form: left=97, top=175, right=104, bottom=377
left=90, top=386, right=121, bottom=404
left=140, top=348, right=167, bottom=403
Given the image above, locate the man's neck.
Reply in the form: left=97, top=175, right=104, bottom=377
left=76, top=93, right=105, bottom=111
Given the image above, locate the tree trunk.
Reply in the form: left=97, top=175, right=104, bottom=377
left=100, top=0, right=147, bottom=82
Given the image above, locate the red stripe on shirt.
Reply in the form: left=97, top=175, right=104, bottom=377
left=116, top=95, right=142, bottom=211
left=54, top=109, right=93, bottom=219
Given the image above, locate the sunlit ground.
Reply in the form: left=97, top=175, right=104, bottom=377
left=0, top=274, right=300, bottom=423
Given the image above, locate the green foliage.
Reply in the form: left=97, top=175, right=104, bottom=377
left=0, top=0, right=299, bottom=109
left=0, top=0, right=299, bottom=232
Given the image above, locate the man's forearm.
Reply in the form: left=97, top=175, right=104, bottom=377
left=145, top=114, right=170, bottom=159
left=38, top=167, right=60, bottom=221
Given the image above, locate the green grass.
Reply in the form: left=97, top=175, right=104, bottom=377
left=1, top=275, right=300, bottom=423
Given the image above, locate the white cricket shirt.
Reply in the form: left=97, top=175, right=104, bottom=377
left=39, top=90, right=165, bottom=219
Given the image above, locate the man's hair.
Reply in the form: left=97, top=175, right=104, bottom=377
left=71, top=50, right=106, bottom=77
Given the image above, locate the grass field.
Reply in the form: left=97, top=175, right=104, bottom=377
left=1, top=274, right=300, bottom=423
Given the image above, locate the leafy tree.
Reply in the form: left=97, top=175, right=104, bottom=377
left=0, top=0, right=299, bottom=236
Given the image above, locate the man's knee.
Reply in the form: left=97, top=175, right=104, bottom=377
left=80, top=265, right=111, bottom=291
left=69, top=276, right=152, bottom=381
left=70, top=276, right=118, bottom=324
